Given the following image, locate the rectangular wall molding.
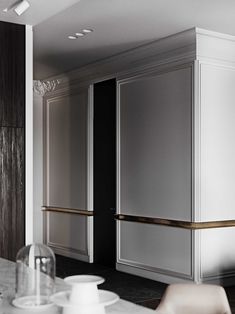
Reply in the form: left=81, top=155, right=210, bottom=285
left=43, top=88, right=93, bottom=262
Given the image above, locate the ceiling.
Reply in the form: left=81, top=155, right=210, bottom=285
left=0, top=0, right=80, bottom=26
left=1, top=0, right=235, bottom=80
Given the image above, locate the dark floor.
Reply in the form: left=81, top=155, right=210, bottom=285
left=56, top=254, right=235, bottom=312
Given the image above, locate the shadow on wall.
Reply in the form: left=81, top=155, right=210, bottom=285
left=33, top=38, right=155, bottom=80
left=202, top=257, right=235, bottom=286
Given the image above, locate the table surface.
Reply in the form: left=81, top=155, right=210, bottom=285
left=0, top=258, right=156, bottom=314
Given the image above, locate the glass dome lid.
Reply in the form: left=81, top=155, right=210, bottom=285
left=13, top=243, right=56, bottom=310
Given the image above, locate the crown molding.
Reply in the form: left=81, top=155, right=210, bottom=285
left=40, top=27, right=235, bottom=96
left=42, top=28, right=197, bottom=94
left=196, top=28, right=235, bottom=66
left=195, top=27, right=235, bottom=42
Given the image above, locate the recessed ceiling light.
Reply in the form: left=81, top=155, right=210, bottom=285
left=68, top=28, right=94, bottom=40
left=2, top=7, right=8, bottom=12
left=75, top=32, right=85, bottom=37
left=82, top=29, right=93, bottom=33
left=68, top=35, right=77, bottom=40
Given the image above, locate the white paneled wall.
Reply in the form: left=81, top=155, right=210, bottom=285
left=117, top=65, right=194, bottom=282
left=200, top=228, right=235, bottom=280
left=45, top=211, right=88, bottom=260
left=40, top=28, right=235, bottom=285
left=118, top=222, right=192, bottom=278
left=44, top=88, right=93, bottom=262
left=200, top=64, right=235, bottom=221
left=46, top=92, right=87, bottom=208
left=33, top=93, right=44, bottom=243
left=118, top=66, right=192, bottom=221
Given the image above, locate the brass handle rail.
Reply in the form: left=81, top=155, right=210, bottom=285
left=115, top=214, right=235, bottom=230
left=42, top=206, right=94, bottom=216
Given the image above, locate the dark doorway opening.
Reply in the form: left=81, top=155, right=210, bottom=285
left=93, top=78, right=116, bottom=268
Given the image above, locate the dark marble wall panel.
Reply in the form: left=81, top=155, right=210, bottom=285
left=0, top=127, right=24, bottom=260
left=0, top=21, right=25, bottom=260
left=0, top=21, right=25, bottom=128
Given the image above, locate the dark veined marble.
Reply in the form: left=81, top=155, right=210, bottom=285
left=0, top=21, right=25, bottom=261
left=0, top=21, right=25, bottom=128
left=0, top=127, right=25, bottom=260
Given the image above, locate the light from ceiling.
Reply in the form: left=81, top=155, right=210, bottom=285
left=14, top=0, right=30, bottom=16
left=68, top=36, right=77, bottom=40
left=75, top=32, right=85, bottom=37
left=82, top=29, right=93, bottom=33
left=68, top=28, right=94, bottom=40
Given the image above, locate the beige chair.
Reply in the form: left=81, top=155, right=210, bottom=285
left=155, top=283, right=231, bottom=314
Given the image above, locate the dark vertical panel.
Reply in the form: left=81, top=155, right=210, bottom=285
left=0, top=21, right=25, bottom=127
left=0, top=128, right=24, bottom=260
left=94, top=79, right=116, bottom=267
left=0, top=21, right=25, bottom=260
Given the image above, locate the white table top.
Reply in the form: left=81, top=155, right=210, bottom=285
left=0, top=258, right=155, bottom=314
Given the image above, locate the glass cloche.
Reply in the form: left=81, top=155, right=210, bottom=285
left=13, top=243, right=56, bottom=310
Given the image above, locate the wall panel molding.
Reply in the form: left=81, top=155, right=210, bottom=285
left=117, top=221, right=193, bottom=283
left=43, top=87, right=93, bottom=261
left=116, top=263, right=194, bottom=284
left=116, top=64, right=194, bottom=283
left=44, top=91, right=88, bottom=208
left=43, top=28, right=197, bottom=96
left=44, top=211, right=89, bottom=261
left=117, top=259, right=193, bottom=281
left=117, top=64, right=193, bottom=220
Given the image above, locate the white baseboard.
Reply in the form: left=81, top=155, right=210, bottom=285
left=49, top=245, right=90, bottom=262
left=116, top=262, right=235, bottom=286
left=116, top=263, right=194, bottom=284
left=201, top=274, right=235, bottom=287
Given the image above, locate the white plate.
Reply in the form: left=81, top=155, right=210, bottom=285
left=51, top=290, right=119, bottom=308
left=64, top=275, right=105, bottom=286
left=12, top=296, right=55, bottom=311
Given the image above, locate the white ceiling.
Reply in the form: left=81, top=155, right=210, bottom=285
left=0, top=0, right=80, bottom=26
left=2, top=0, right=235, bottom=79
